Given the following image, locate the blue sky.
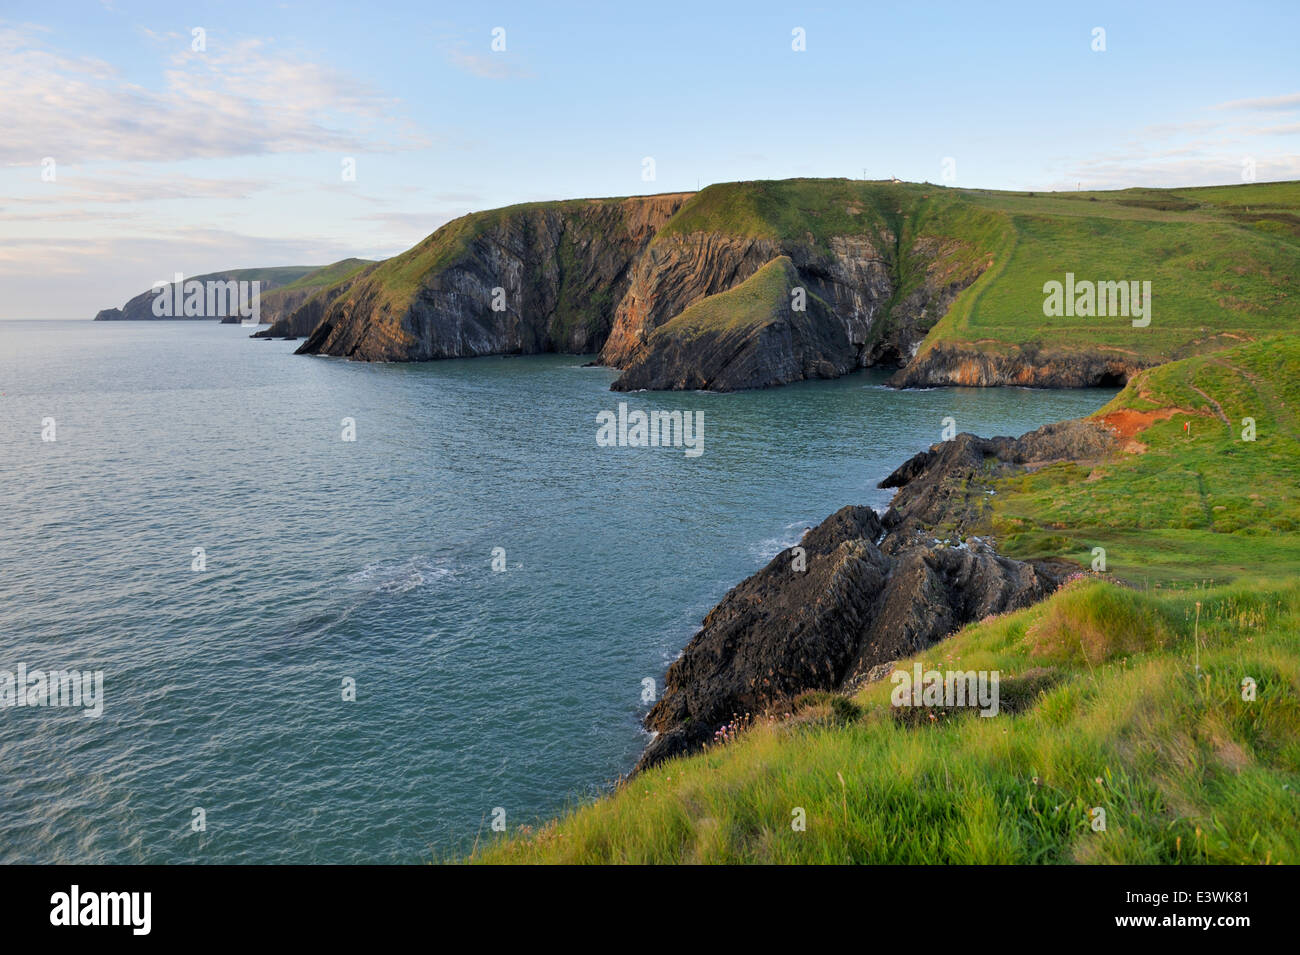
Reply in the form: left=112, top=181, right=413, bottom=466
left=3, top=0, right=1298, bottom=318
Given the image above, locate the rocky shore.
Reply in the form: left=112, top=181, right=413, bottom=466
left=889, top=343, right=1145, bottom=389
left=635, top=417, right=1115, bottom=772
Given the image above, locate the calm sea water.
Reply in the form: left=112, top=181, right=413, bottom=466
left=0, top=320, right=1115, bottom=863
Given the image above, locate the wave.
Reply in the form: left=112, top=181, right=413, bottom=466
left=348, top=555, right=458, bottom=594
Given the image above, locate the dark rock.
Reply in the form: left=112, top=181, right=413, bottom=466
left=601, top=233, right=985, bottom=391
left=889, top=342, right=1146, bottom=388
left=635, top=418, right=1116, bottom=772
left=295, top=194, right=692, bottom=360
left=609, top=257, right=858, bottom=392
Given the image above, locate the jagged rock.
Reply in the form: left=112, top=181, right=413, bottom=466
left=609, top=257, right=857, bottom=391
left=635, top=419, right=1116, bottom=772
left=602, top=232, right=984, bottom=391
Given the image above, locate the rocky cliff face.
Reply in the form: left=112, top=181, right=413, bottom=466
left=598, top=234, right=785, bottom=367
left=252, top=263, right=380, bottom=338
left=285, top=184, right=990, bottom=386
left=294, top=194, right=692, bottom=361
left=635, top=418, right=1116, bottom=771
left=609, top=257, right=859, bottom=391
left=601, top=230, right=986, bottom=391
left=890, top=343, right=1146, bottom=389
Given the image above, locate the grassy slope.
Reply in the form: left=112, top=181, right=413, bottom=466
left=471, top=577, right=1300, bottom=864
left=468, top=336, right=1300, bottom=864
left=995, top=335, right=1300, bottom=585
left=922, top=181, right=1300, bottom=361
left=641, top=255, right=803, bottom=344
left=192, top=265, right=319, bottom=286
left=259, top=258, right=376, bottom=318
left=268, top=257, right=374, bottom=295
left=657, top=179, right=1006, bottom=345
left=643, top=178, right=1300, bottom=368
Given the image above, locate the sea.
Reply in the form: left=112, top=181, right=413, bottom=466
left=0, top=319, right=1116, bottom=862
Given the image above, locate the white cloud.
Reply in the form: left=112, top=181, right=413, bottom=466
left=0, top=25, right=427, bottom=165
left=445, top=46, right=530, bottom=79
left=1210, top=92, right=1300, bottom=112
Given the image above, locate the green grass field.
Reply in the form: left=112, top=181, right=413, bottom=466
left=994, top=335, right=1300, bottom=585
left=662, top=178, right=1300, bottom=368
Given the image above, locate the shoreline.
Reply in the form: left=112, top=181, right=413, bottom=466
left=632, top=414, right=1118, bottom=772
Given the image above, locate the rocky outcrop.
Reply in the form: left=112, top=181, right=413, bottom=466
left=600, top=229, right=987, bottom=390
left=609, top=257, right=858, bottom=392
left=598, top=234, right=786, bottom=367
left=890, top=343, right=1146, bottom=388
left=287, top=183, right=995, bottom=382
left=635, top=418, right=1116, bottom=772
left=295, top=194, right=692, bottom=361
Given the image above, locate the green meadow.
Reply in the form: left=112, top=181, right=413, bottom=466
left=995, top=335, right=1300, bottom=585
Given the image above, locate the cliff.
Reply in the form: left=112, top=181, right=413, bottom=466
left=250, top=259, right=378, bottom=338
left=609, top=256, right=858, bottom=391
left=293, top=194, right=692, bottom=360
left=602, top=180, right=996, bottom=389
left=277, top=178, right=1300, bottom=392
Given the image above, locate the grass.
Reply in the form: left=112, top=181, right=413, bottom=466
left=655, top=178, right=1300, bottom=369
left=310, top=177, right=1300, bottom=373
left=468, top=578, right=1300, bottom=864
left=993, top=335, right=1300, bottom=585
left=641, top=255, right=807, bottom=343
left=266, top=257, right=373, bottom=294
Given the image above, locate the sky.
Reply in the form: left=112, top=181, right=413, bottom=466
left=2, top=0, right=1298, bottom=319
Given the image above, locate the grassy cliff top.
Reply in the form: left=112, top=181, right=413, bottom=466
left=268, top=257, right=374, bottom=294
left=657, top=178, right=1300, bottom=368
left=994, top=334, right=1300, bottom=585
left=919, top=180, right=1300, bottom=361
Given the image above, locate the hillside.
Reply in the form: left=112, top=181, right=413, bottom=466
left=278, top=178, right=1300, bottom=392
left=249, top=258, right=377, bottom=337
left=609, top=256, right=856, bottom=391
left=895, top=180, right=1300, bottom=386
left=468, top=335, right=1300, bottom=863
left=92, top=265, right=320, bottom=322
left=292, top=193, right=692, bottom=359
